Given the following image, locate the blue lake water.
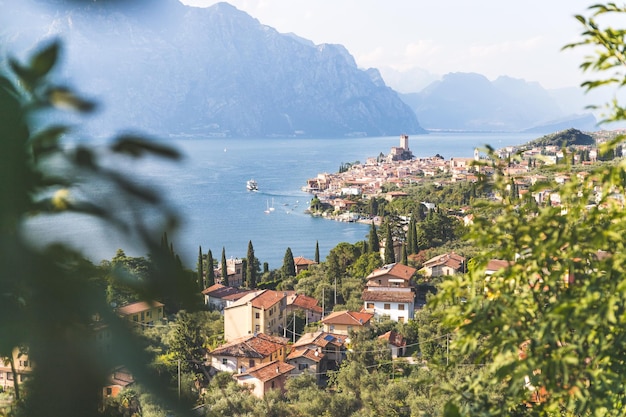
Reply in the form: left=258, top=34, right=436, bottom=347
left=25, top=132, right=537, bottom=269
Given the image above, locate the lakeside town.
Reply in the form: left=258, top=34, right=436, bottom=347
left=4, top=127, right=624, bottom=415
left=302, top=129, right=622, bottom=222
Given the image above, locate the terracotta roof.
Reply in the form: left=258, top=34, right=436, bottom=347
left=288, top=294, right=322, bottom=313
left=210, top=333, right=287, bottom=359
left=221, top=290, right=255, bottom=302
left=423, top=252, right=465, bottom=269
left=107, top=367, right=134, bottom=388
left=293, top=256, right=317, bottom=267
left=235, top=360, right=295, bottom=382
left=287, top=347, right=324, bottom=363
left=378, top=330, right=406, bottom=348
left=486, top=259, right=513, bottom=273
left=365, top=263, right=416, bottom=281
left=202, top=283, right=246, bottom=299
left=292, top=331, right=346, bottom=349
left=117, top=300, right=163, bottom=316
left=227, top=290, right=285, bottom=310
left=321, top=310, right=373, bottom=326
left=362, top=290, right=415, bottom=303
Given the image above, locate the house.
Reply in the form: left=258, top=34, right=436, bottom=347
left=201, top=283, right=249, bottom=312
left=378, top=330, right=407, bottom=358
left=209, top=333, right=288, bottom=374
left=233, top=360, right=295, bottom=398
left=362, top=263, right=416, bottom=322
left=217, top=258, right=244, bottom=288
left=285, top=293, right=323, bottom=325
left=320, top=310, right=373, bottom=336
left=293, top=256, right=317, bottom=275
left=421, top=252, right=466, bottom=277
left=286, top=347, right=326, bottom=385
left=116, top=300, right=164, bottom=327
left=292, top=331, right=347, bottom=372
left=103, top=366, right=134, bottom=398
left=0, top=348, right=32, bottom=391
left=223, top=290, right=286, bottom=341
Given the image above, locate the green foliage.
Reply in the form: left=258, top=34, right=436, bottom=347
left=432, top=9, right=626, bottom=408
left=367, top=221, right=380, bottom=253
left=0, top=40, right=199, bottom=417
left=282, top=247, right=296, bottom=278
left=246, top=240, right=259, bottom=288
left=383, top=222, right=395, bottom=264
left=206, top=249, right=215, bottom=288
left=220, top=247, right=228, bottom=286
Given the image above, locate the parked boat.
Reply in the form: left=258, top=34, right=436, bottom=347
left=247, top=179, right=258, bottom=191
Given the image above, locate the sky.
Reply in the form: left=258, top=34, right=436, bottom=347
left=179, top=0, right=594, bottom=92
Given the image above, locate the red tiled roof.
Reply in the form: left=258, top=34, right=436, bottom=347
left=365, top=263, right=416, bottom=281
left=362, top=290, right=415, bottom=303
left=422, top=252, right=466, bottom=270
left=202, top=283, right=247, bottom=299
left=237, top=360, right=295, bottom=382
left=288, top=294, right=322, bottom=313
left=287, top=347, right=324, bottom=362
left=486, top=259, right=513, bottom=273
left=117, top=300, right=163, bottom=316
left=210, top=333, right=287, bottom=359
left=378, top=330, right=406, bottom=348
left=293, top=257, right=317, bottom=267
left=228, top=290, right=285, bottom=310
left=321, top=310, right=373, bottom=326
left=292, top=331, right=346, bottom=349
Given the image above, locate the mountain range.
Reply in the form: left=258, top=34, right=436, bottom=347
left=0, top=0, right=599, bottom=137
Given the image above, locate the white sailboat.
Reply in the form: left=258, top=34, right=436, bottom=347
left=269, top=197, right=275, bottom=212
left=264, top=200, right=271, bottom=214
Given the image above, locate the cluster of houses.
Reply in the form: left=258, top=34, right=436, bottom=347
left=304, top=134, right=609, bottom=217
left=0, top=252, right=475, bottom=399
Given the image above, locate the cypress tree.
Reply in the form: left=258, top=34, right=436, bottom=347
left=246, top=240, right=257, bottom=288
left=401, top=244, right=408, bottom=266
left=410, top=215, right=419, bottom=254
left=384, top=222, right=395, bottom=264
left=368, top=221, right=380, bottom=253
left=263, top=262, right=269, bottom=274
left=197, top=246, right=204, bottom=290
left=206, top=249, right=215, bottom=287
left=314, top=240, right=320, bottom=264
left=283, top=247, right=296, bottom=277
left=221, top=247, right=228, bottom=286
left=406, top=217, right=415, bottom=254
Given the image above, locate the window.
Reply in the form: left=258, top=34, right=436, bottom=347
left=398, top=304, right=405, bottom=311
left=255, top=324, right=260, bottom=332
left=398, top=316, right=405, bottom=323
left=140, top=312, right=145, bottom=321
left=106, top=387, right=112, bottom=396
left=222, top=358, right=228, bottom=365
left=7, top=373, right=13, bottom=380
left=249, top=360, right=255, bottom=368
left=366, top=303, right=374, bottom=309
left=255, top=312, right=260, bottom=319
left=271, top=381, right=275, bottom=389
left=132, top=315, right=138, bottom=322
left=298, top=363, right=309, bottom=371
left=384, top=303, right=391, bottom=310
left=0, top=372, right=3, bottom=379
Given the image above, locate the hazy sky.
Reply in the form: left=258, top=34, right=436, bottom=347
left=179, top=0, right=593, bottom=92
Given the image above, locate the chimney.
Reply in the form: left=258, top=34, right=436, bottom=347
left=276, top=366, right=280, bottom=373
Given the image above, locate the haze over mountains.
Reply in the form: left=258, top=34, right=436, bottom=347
left=1, top=0, right=598, bottom=137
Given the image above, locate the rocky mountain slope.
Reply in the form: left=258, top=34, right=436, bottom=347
left=1, top=0, right=424, bottom=138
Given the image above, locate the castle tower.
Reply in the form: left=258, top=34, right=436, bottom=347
left=400, top=134, right=409, bottom=151
left=474, top=148, right=479, bottom=161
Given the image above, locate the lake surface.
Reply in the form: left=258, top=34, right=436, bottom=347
left=25, top=132, right=537, bottom=269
